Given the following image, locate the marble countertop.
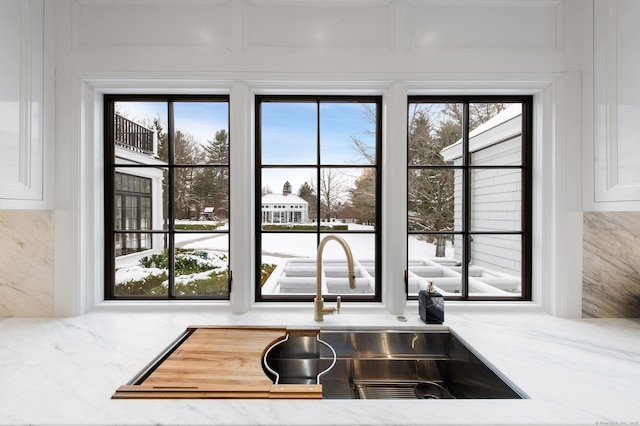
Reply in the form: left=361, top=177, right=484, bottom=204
left=0, top=307, right=639, bottom=426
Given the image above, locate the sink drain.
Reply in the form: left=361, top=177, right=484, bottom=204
left=414, top=382, right=455, bottom=399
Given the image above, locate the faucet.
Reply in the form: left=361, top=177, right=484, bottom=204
left=314, top=235, right=356, bottom=321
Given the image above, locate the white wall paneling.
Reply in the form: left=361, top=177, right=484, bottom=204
left=243, top=0, right=394, bottom=51
left=0, top=0, right=46, bottom=205
left=593, top=0, right=640, bottom=204
left=406, top=0, right=564, bottom=51
left=71, top=0, right=230, bottom=50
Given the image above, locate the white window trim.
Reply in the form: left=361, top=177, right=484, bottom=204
left=55, top=73, right=582, bottom=319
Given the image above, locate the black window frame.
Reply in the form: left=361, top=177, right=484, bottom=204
left=114, top=172, right=153, bottom=257
left=255, top=95, right=383, bottom=303
left=104, top=94, right=231, bottom=300
left=406, top=95, right=533, bottom=301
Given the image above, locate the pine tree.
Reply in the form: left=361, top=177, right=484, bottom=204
left=193, top=129, right=229, bottom=219
left=297, top=182, right=316, bottom=221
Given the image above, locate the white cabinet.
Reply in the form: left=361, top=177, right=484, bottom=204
left=593, top=0, right=640, bottom=204
left=0, top=0, right=47, bottom=207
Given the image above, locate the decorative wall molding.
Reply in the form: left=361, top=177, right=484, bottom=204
left=0, top=0, right=44, bottom=203
left=406, top=0, right=564, bottom=52
left=71, top=0, right=230, bottom=50
left=593, top=0, right=640, bottom=202
left=243, top=0, right=394, bottom=51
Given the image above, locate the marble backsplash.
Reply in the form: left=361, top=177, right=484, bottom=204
left=583, top=211, right=640, bottom=318
left=0, top=210, right=54, bottom=317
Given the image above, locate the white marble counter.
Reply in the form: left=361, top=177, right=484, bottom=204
left=0, top=308, right=639, bottom=426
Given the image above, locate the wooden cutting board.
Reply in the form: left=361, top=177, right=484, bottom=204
left=112, top=326, right=323, bottom=399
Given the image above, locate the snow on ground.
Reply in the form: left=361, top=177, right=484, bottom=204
left=116, top=221, right=453, bottom=285
left=115, top=266, right=165, bottom=286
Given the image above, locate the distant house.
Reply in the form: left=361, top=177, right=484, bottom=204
left=113, top=114, right=165, bottom=261
left=261, top=182, right=309, bottom=224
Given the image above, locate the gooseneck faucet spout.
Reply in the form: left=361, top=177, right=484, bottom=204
left=314, top=235, right=356, bottom=322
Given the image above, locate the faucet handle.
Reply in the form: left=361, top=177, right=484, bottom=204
left=336, top=296, right=341, bottom=314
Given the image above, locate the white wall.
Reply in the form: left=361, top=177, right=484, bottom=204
left=0, top=0, right=597, bottom=317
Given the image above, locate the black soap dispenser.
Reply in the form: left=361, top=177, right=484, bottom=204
left=419, top=282, right=444, bottom=324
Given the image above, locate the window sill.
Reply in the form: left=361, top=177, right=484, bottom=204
left=90, top=299, right=543, bottom=316
left=406, top=300, right=545, bottom=314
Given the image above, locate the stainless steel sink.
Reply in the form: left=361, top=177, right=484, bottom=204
left=263, top=328, right=527, bottom=399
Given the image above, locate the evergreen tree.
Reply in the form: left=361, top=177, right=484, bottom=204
left=408, top=105, right=455, bottom=256
left=282, top=181, right=292, bottom=195
left=174, top=130, right=204, bottom=219
left=349, top=169, right=376, bottom=225
left=347, top=104, right=377, bottom=225
left=193, top=129, right=230, bottom=219
left=297, top=181, right=316, bottom=220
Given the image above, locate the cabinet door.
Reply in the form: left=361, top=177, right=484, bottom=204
left=594, top=0, right=640, bottom=203
left=0, top=0, right=44, bottom=202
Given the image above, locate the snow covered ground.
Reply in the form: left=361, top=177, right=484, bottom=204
left=114, top=221, right=522, bottom=298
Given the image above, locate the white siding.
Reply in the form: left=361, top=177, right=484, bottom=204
left=452, top=121, right=523, bottom=277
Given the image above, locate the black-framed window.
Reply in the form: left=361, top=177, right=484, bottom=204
left=255, top=95, right=382, bottom=302
left=104, top=95, right=230, bottom=299
left=114, top=172, right=152, bottom=256
left=407, top=96, right=532, bottom=301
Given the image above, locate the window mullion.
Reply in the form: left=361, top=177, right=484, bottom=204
left=316, top=99, right=321, bottom=242
left=462, top=102, right=470, bottom=300
left=167, top=100, right=176, bottom=298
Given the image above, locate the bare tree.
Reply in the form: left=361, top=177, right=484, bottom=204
left=317, top=169, right=349, bottom=221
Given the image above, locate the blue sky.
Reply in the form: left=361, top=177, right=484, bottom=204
left=115, top=100, right=375, bottom=193
left=261, top=101, right=374, bottom=165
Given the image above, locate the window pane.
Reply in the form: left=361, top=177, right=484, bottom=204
left=205, top=167, right=229, bottom=221
left=261, top=233, right=318, bottom=295
left=469, top=234, right=522, bottom=298
left=261, top=102, right=318, bottom=165
left=318, top=168, right=375, bottom=229
left=261, top=168, right=316, bottom=229
left=174, top=102, right=229, bottom=166
left=114, top=234, right=168, bottom=298
left=346, top=168, right=376, bottom=228
left=320, top=102, right=376, bottom=165
left=115, top=167, right=168, bottom=231
left=173, top=167, right=218, bottom=222
left=114, top=195, right=123, bottom=231
left=140, top=197, right=151, bottom=231
left=469, top=103, right=522, bottom=167
left=114, top=101, right=167, bottom=163
left=408, top=168, right=457, bottom=232
left=409, top=103, right=463, bottom=166
left=260, top=233, right=376, bottom=296
left=174, top=234, right=229, bottom=297
left=319, top=233, right=375, bottom=296
left=470, top=168, right=521, bottom=232
left=125, top=196, right=138, bottom=230
left=408, top=233, right=460, bottom=296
